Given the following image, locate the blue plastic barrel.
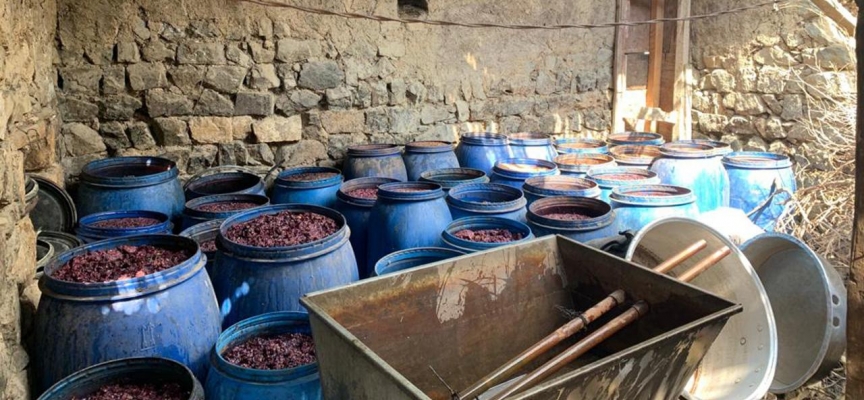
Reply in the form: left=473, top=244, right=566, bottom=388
left=508, top=133, right=557, bottom=161
left=490, top=158, right=559, bottom=189
left=271, top=167, right=343, bottom=208
left=527, top=196, right=618, bottom=243
left=38, top=357, right=204, bottom=400
left=334, top=177, right=399, bottom=279
left=441, top=217, right=534, bottom=253
left=402, top=141, right=460, bottom=181
left=33, top=235, right=221, bottom=393
left=587, top=167, right=662, bottom=202
left=446, top=183, right=528, bottom=222
left=555, top=154, right=617, bottom=177
left=650, top=142, right=730, bottom=213
left=343, top=144, right=407, bottom=181
left=522, top=176, right=601, bottom=205
left=77, top=156, right=185, bottom=220
left=213, top=204, right=359, bottom=328
left=205, top=312, right=321, bottom=400
left=454, top=133, right=513, bottom=176
left=366, top=182, right=453, bottom=268
left=181, top=194, right=269, bottom=230
left=373, top=248, right=466, bottom=277
left=554, top=138, right=609, bottom=155
left=678, top=139, right=733, bottom=156
left=609, top=145, right=662, bottom=169
left=608, top=132, right=665, bottom=146
left=76, top=210, right=173, bottom=243
left=184, top=167, right=266, bottom=201
left=723, top=152, right=797, bottom=231
left=419, top=168, right=489, bottom=192
left=180, top=219, right=222, bottom=279
left=610, top=185, right=700, bottom=232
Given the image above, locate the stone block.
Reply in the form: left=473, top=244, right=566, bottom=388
left=154, top=118, right=191, bottom=146
left=232, top=116, right=254, bottom=141
left=100, top=94, right=143, bottom=121
left=205, top=66, right=248, bottom=93
left=289, top=90, right=322, bottom=110
left=786, top=125, right=815, bottom=143
left=102, top=66, right=126, bottom=95
left=388, top=79, right=406, bottom=106
left=406, top=82, right=426, bottom=105
left=249, top=41, right=276, bottom=63
left=365, top=109, right=389, bottom=132
left=253, top=115, right=303, bottom=143
left=187, top=145, right=219, bottom=175
left=218, top=141, right=248, bottom=165
left=756, top=67, right=788, bottom=94
left=59, top=97, right=99, bottom=122
left=100, top=122, right=132, bottom=151
left=128, top=122, right=157, bottom=150
left=249, top=64, right=281, bottom=90
left=226, top=43, right=253, bottom=67
left=116, top=42, right=141, bottom=63
left=370, top=81, right=389, bottom=107
left=754, top=117, right=786, bottom=140
left=247, top=143, right=275, bottom=166
left=189, top=117, right=233, bottom=144
left=736, top=66, right=758, bottom=92
left=388, top=108, right=419, bottom=135
left=128, top=63, right=168, bottom=91
left=709, top=70, right=736, bottom=93
left=275, top=39, right=323, bottom=63
left=753, top=46, right=797, bottom=67
left=145, top=89, right=194, bottom=117
left=734, top=94, right=766, bottom=116
left=455, top=101, right=470, bottom=122
left=812, top=45, right=856, bottom=70
left=194, top=89, right=234, bottom=116
left=142, top=40, right=176, bottom=62
left=725, top=116, right=756, bottom=136
left=63, top=123, right=106, bottom=156
left=321, top=110, right=365, bottom=134
left=177, top=43, right=226, bottom=65
left=803, top=72, right=853, bottom=99
left=325, top=86, right=353, bottom=109
left=61, top=67, right=102, bottom=94
left=298, top=61, right=344, bottom=90
left=420, top=105, right=453, bottom=124
left=780, top=95, right=804, bottom=121
left=275, top=140, right=328, bottom=167
left=235, top=92, right=274, bottom=116
left=167, top=66, right=207, bottom=96
left=762, top=95, right=782, bottom=115
left=696, top=112, right=729, bottom=134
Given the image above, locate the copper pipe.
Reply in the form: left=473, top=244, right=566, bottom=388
left=652, top=240, right=708, bottom=274
left=455, top=290, right=627, bottom=400
left=677, top=246, right=731, bottom=283
left=489, top=301, right=651, bottom=400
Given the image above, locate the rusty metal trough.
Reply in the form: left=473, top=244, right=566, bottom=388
left=301, top=235, right=742, bottom=400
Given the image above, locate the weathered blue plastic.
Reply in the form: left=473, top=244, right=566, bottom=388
left=419, top=168, right=489, bottom=191
left=522, top=176, right=601, bottom=205
left=33, top=235, right=221, bottom=393
left=184, top=169, right=266, bottom=201
left=527, top=196, right=618, bottom=243
left=587, top=167, right=662, bottom=202
left=181, top=194, right=270, bottom=230
left=446, top=183, right=528, bottom=223
left=334, top=177, right=399, bottom=279
left=77, top=157, right=185, bottom=220
left=180, top=219, right=223, bottom=279
left=723, top=152, right=797, bottom=231
left=366, top=182, right=453, bottom=268
left=490, top=158, right=559, bottom=189
left=609, top=145, right=662, bottom=169
left=454, top=133, right=513, bottom=175
left=205, top=312, right=321, bottom=400
left=608, top=132, right=665, bottom=146
left=37, top=357, right=204, bottom=400
left=678, top=139, right=733, bottom=156
left=441, top=217, right=534, bottom=253
left=373, top=247, right=466, bottom=277
left=508, top=133, right=557, bottom=161
left=610, top=185, right=700, bottom=232
left=554, top=138, right=609, bottom=155
left=271, top=167, right=344, bottom=208
left=402, top=141, right=460, bottom=181
left=650, top=142, right=731, bottom=213
left=214, top=204, right=359, bottom=328
left=343, top=144, right=408, bottom=181
left=555, top=153, right=617, bottom=177
left=76, top=210, right=173, bottom=243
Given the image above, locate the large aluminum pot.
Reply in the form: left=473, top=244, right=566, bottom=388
left=626, top=217, right=777, bottom=400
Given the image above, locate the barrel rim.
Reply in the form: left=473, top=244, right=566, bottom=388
left=555, top=153, right=617, bottom=173
left=659, top=142, right=718, bottom=158
left=608, top=131, right=665, bottom=145
left=275, top=166, right=344, bottom=189
left=609, top=144, right=662, bottom=165
left=508, top=132, right=554, bottom=146
left=336, top=177, right=399, bottom=207
left=554, top=138, right=610, bottom=155
left=179, top=219, right=222, bottom=257
left=587, top=167, right=660, bottom=187
left=441, top=216, right=534, bottom=251
left=610, top=184, right=696, bottom=206
left=81, top=157, right=179, bottom=188
left=77, top=210, right=173, bottom=238
left=377, top=182, right=447, bottom=201
left=527, top=196, right=616, bottom=231
left=446, top=182, right=528, bottom=213
left=373, top=247, right=466, bottom=277
left=677, top=139, right=733, bottom=156
left=185, top=171, right=264, bottom=198
left=522, top=176, right=600, bottom=198
left=419, top=168, right=489, bottom=189
left=39, top=234, right=206, bottom=301
left=347, top=143, right=403, bottom=157
left=183, top=194, right=270, bottom=220
left=404, top=141, right=455, bottom=154
left=722, top=151, right=793, bottom=169
left=493, top=158, right=559, bottom=180
left=459, top=132, right=509, bottom=146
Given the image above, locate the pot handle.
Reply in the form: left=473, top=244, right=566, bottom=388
left=183, top=165, right=260, bottom=190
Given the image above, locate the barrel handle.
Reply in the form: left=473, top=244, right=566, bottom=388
left=183, top=165, right=259, bottom=190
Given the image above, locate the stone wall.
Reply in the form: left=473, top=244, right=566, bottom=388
left=55, top=0, right=616, bottom=179
left=0, top=0, right=60, bottom=397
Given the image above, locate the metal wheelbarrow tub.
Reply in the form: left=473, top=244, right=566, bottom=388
left=740, top=233, right=846, bottom=393
left=626, top=218, right=778, bottom=400
left=301, top=235, right=741, bottom=400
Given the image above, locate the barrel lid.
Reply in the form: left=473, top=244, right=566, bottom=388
left=609, top=145, right=661, bottom=165
left=659, top=142, right=717, bottom=158
left=30, top=176, right=76, bottom=233
left=38, top=231, right=84, bottom=255
left=723, top=152, right=792, bottom=169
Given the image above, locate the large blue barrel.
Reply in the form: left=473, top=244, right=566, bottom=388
left=454, top=133, right=513, bottom=176
left=205, top=312, right=321, bottom=400
left=587, top=167, right=661, bottom=202
left=609, top=145, right=661, bottom=169
left=490, top=158, right=559, bottom=189
left=334, top=177, right=399, bottom=279
left=650, top=142, right=730, bottom=213
left=33, top=235, right=221, bottom=392
left=608, top=132, right=665, bottom=146
left=271, top=167, right=343, bottom=208
left=76, top=210, right=173, bottom=243
left=343, top=144, right=407, bottom=181
left=402, top=141, right=460, bottom=181
left=182, top=194, right=269, bottom=230
left=420, top=168, right=489, bottom=192
left=522, top=176, right=601, bottom=205
left=555, top=154, right=617, bottom=177
left=77, top=156, right=185, bottom=220
left=723, top=152, right=797, bottom=231
left=180, top=219, right=222, bottom=279
left=184, top=167, right=266, bottom=201
left=38, top=357, right=205, bottom=400
left=508, top=133, right=557, bottom=161
left=366, top=182, right=453, bottom=267
left=441, top=217, right=534, bottom=253
left=554, top=138, right=609, bottom=155
left=527, top=196, right=618, bottom=243
left=214, top=204, right=359, bottom=328
left=610, top=185, right=700, bottom=232
left=373, top=248, right=465, bottom=277
left=446, top=183, right=528, bottom=222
